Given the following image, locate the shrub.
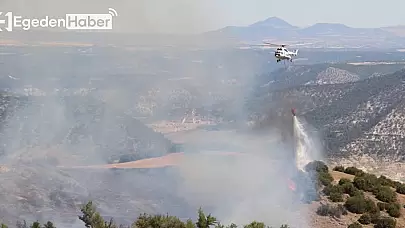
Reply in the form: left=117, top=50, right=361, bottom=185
left=393, top=181, right=403, bottom=189
left=333, top=165, right=345, bottom=172
left=373, top=217, right=396, bottom=228
left=345, top=195, right=368, bottom=214
left=318, top=172, right=334, bottom=186
left=316, top=204, right=331, bottom=216
left=365, top=199, right=379, bottom=214
left=358, top=213, right=371, bottom=225
left=344, top=167, right=364, bottom=176
left=348, top=222, right=362, bottom=228
left=377, top=202, right=388, bottom=211
left=395, top=183, right=405, bottom=194
left=386, top=203, right=401, bottom=218
left=329, top=192, right=344, bottom=202
left=377, top=175, right=395, bottom=188
left=341, top=182, right=360, bottom=196
left=353, top=174, right=379, bottom=192
left=374, top=186, right=397, bottom=203
left=316, top=204, right=347, bottom=218
left=305, top=161, right=329, bottom=173
left=370, top=212, right=381, bottom=224
left=339, top=178, right=352, bottom=185
left=353, top=176, right=367, bottom=191
left=323, top=184, right=343, bottom=196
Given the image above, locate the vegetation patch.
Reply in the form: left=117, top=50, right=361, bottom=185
left=316, top=204, right=347, bottom=218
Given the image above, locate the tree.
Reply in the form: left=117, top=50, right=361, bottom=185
left=133, top=213, right=186, bottom=228
left=243, top=221, right=266, bottom=228
left=374, top=217, right=396, bottom=228
left=30, top=221, right=41, bottom=228
left=358, top=213, right=371, bottom=225
left=344, top=167, right=364, bottom=176
left=395, top=183, right=405, bottom=194
left=78, top=201, right=117, bottom=228
left=338, top=178, right=352, bottom=185
left=374, top=186, right=397, bottom=203
left=329, top=192, right=344, bottom=202
left=386, top=203, right=401, bottom=218
left=196, top=208, right=217, bottom=228
left=318, top=172, right=334, bottom=186
left=186, top=220, right=196, bottom=228
left=341, top=182, right=360, bottom=197
left=305, top=161, right=328, bottom=173
left=333, top=166, right=345, bottom=172
left=43, top=222, right=55, bottom=228
left=345, top=195, right=368, bottom=214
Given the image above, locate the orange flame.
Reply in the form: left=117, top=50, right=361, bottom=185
left=288, top=178, right=296, bottom=191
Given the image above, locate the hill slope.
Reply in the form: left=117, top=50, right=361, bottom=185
left=249, top=68, right=405, bottom=163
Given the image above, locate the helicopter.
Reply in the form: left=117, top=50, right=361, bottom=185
left=251, top=41, right=299, bottom=63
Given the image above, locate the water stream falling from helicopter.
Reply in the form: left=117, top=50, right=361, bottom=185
left=293, top=115, right=316, bottom=172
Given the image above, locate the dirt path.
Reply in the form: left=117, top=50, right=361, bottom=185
left=58, top=152, right=246, bottom=169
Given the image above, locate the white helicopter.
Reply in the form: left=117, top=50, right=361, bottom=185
left=252, top=41, right=299, bottom=63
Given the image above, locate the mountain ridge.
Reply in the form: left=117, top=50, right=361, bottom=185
left=205, top=17, right=405, bottom=48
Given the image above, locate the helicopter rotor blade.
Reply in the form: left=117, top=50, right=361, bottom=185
left=263, top=41, right=287, bottom=47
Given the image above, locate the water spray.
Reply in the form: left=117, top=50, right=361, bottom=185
left=292, top=109, right=314, bottom=172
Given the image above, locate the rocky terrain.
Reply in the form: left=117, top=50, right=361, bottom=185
left=249, top=64, right=405, bottom=181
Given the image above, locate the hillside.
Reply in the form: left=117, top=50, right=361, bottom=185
left=254, top=63, right=405, bottom=93
left=249, top=67, right=405, bottom=179
left=0, top=92, right=185, bottom=225
left=1, top=162, right=405, bottom=228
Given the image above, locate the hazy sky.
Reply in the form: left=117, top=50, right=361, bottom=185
left=0, top=0, right=404, bottom=34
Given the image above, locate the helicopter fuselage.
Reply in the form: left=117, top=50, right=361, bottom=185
left=275, top=47, right=297, bottom=62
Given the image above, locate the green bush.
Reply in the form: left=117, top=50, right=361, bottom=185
left=329, top=192, right=344, bottom=202
left=316, top=204, right=347, bottom=218
left=386, top=203, right=401, bottom=218
left=318, top=172, right=334, bottom=186
left=305, top=161, right=329, bottom=173
left=341, top=182, right=360, bottom=197
left=358, top=213, right=371, bottom=225
left=353, top=174, right=379, bottom=192
left=323, top=184, right=343, bottom=196
left=348, top=222, right=362, bottom=228
left=243, top=221, right=267, bottom=228
left=344, top=167, right=364, bottom=176
left=339, top=178, right=352, bottom=185
left=373, top=217, right=396, bottom=228
left=377, top=175, right=396, bottom=188
left=377, top=202, right=388, bottom=211
left=393, top=181, right=403, bottom=189
left=344, top=195, right=368, bottom=214
left=370, top=212, right=382, bottom=224
left=395, top=183, right=405, bottom=194
left=344, top=195, right=377, bottom=214
left=365, top=199, right=379, bottom=214
left=333, top=165, right=345, bottom=172
left=374, top=186, right=397, bottom=203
